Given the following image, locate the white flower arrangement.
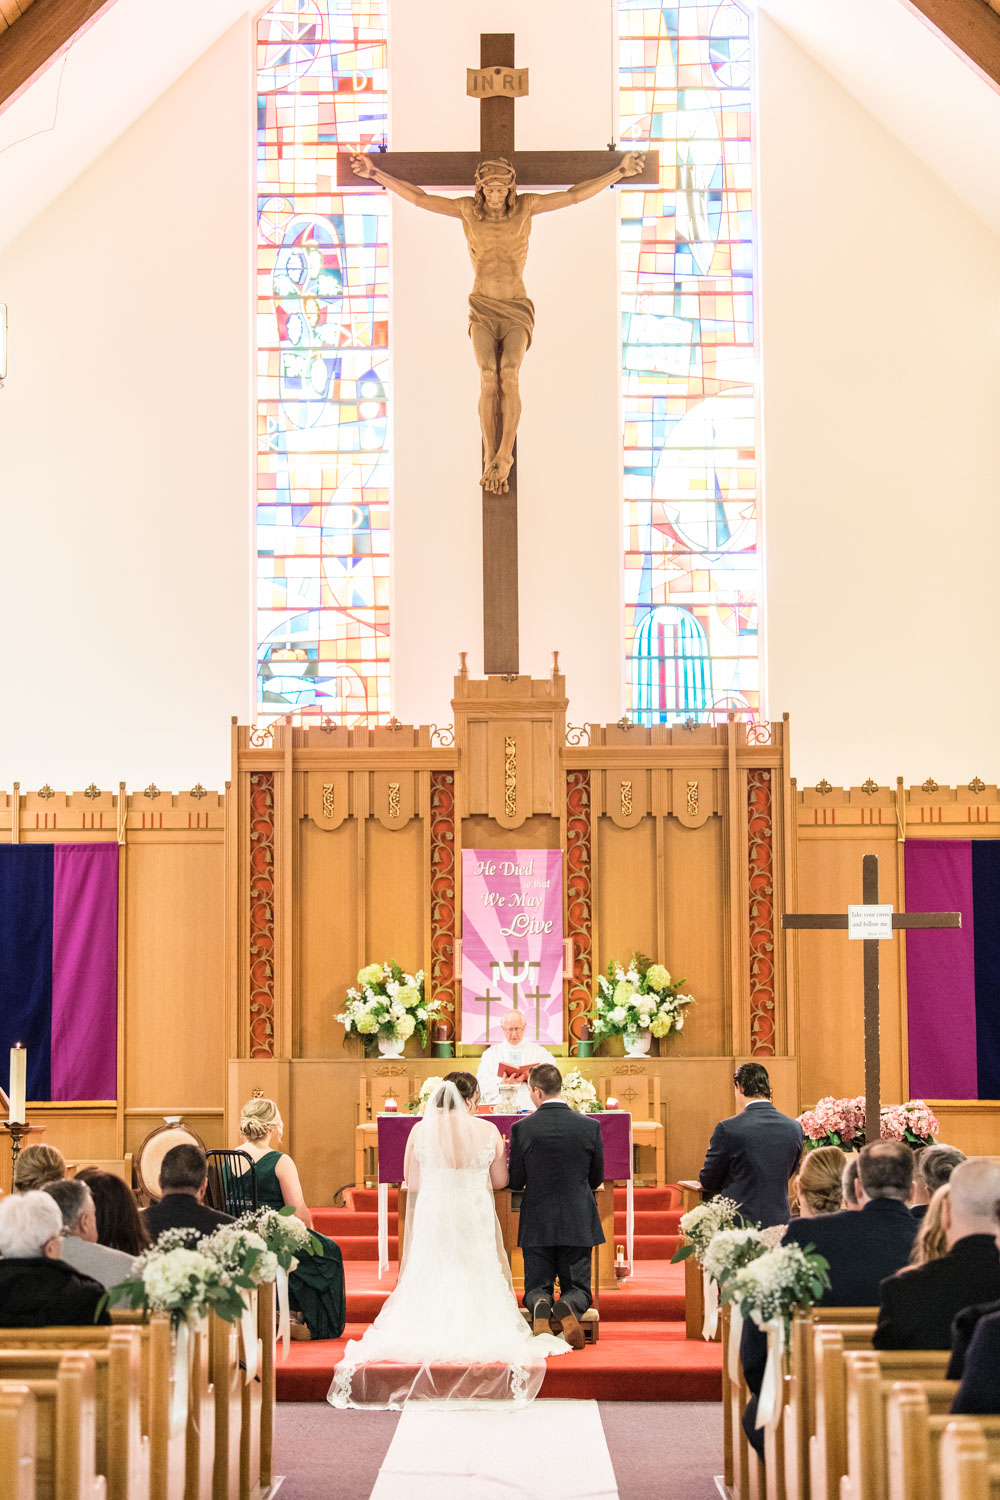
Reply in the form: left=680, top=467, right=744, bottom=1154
left=562, top=1069, right=600, bottom=1114
left=410, top=1076, right=446, bottom=1114
left=201, top=1224, right=279, bottom=1287
left=100, top=1242, right=248, bottom=1328
left=702, top=1226, right=769, bottom=1287
left=721, top=1242, right=831, bottom=1329
left=589, top=954, right=695, bottom=1044
left=673, top=1196, right=744, bottom=1264
left=336, top=960, right=439, bottom=1046
left=239, top=1204, right=319, bottom=1271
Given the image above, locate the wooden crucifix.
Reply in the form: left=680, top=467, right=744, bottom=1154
left=339, top=34, right=657, bottom=675
left=782, top=853, right=960, bottom=1136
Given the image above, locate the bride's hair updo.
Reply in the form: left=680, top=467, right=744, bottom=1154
left=240, top=1096, right=283, bottom=1142
left=439, top=1071, right=479, bottom=1109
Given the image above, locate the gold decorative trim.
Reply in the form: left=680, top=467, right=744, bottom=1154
left=322, top=783, right=335, bottom=820
left=921, top=778, right=939, bottom=794
left=682, top=717, right=698, bottom=731
left=504, top=735, right=517, bottom=818
left=248, top=723, right=275, bottom=748
left=319, top=717, right=338, bottom=735
left=620, top=779, right=633, bottom=817
left=615, top=716, right=633, bottom=732
left=815, top=779, right=832, bottom=795
left=190, top=784, right=208, bottom=800
left=970, top=777, right=986, bottom=794
left=143, top=783, right=161, bottom=800
left=388, top=781, right=401, bottom=820
left=38, top=785, right=55, bottom=800
left=861, top=778, right=879, bottom=796
left=500, top=673, right=519, bottom=683
left=566, top=724, right=591, bottom=747
left=686, top=778, right=699, bottom=816
left=385, top=717, right=402, bottom=731
left=83, top=784, right=101, bottom=800
left=430, top=724, right=455, bottom=748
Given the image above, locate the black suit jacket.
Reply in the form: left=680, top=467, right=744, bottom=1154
left=952, top=1308, right=1000, bottom=1415
left=783, top=1198, right=918, bottom=1306
left=699, top=1100, right=804, bottom=1227
left=508, top=1102, right=605, bottom=1248
left=0, top=1257, right=111, bottom=1327
left=948, top=1296, right=1000, bottom=1380
left=142, top=1192, right=233, bottom=1246
left=874, top=1235, right=1000, bottom=1351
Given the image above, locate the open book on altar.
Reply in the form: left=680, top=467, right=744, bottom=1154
left=497, top=1062, right=532, bottom=1084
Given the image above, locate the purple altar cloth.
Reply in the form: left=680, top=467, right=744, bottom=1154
left=376, top=1111, right=632, bottom=1183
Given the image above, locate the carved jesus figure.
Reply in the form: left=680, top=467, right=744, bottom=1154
left=349, top=152, right=646, bottom=494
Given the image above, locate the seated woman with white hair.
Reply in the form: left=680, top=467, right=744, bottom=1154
left=0, top=1190, right=110, bottom=1328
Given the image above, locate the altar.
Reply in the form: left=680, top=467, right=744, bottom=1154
left=376, top=1111, right=634, bottom=1292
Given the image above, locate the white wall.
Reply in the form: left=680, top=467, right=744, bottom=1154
left=758, top=16, right=1000, bottom=786
left=0, top=20, right=252, bottom=792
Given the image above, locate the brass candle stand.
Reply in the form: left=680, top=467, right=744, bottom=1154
left=2, top=1120, right=42, bottom=1173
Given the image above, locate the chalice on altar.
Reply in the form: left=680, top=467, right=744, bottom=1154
left=496, top=1082, right=519, bottom=1114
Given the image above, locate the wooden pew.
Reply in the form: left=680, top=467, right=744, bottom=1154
left=887, top=1383, right=1000, bottom=1500
left=0, top=1315, right=186, bottom=1500
left=726, top=1311, right=763, bottom=1500
left=781, top=1308, right=876, bottom=1500
left=808, top=1322, right=877, bottom=1500
left=257, top=1284, right=275, bottom=1495
left=185, top=1319, right=215, bottom=1500
left=938, top=1420, right=1000, bottom=1500
left=209, top=1312, right=243, bottom=1500
left=0, top=1350, right=105, bottom=1500
left=0, top=1382, right=36, bottom=1500
left=0, top=1328, right=148, bottom=1500
left=841, top=1350, right=953, bottom=1500
left=239, top=1293, right=262, bottom=1500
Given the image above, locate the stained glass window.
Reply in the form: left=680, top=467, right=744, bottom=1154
left=256, top=0, right=391, bottom=726
left=618, top=1, right=760, bottom=726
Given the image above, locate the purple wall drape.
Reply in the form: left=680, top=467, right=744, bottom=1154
left=904, top=841, right=978, bottom=1099
left=51, top=844, right=118, bottom=1100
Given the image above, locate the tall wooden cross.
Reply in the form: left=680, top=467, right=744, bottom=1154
left=338, top=34, right=657, bottom=675
left=782, top=853, right=960, bottom=1136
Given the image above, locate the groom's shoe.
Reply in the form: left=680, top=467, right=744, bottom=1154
left=531, top=1297, right=554, bottom=1335
left=551, top=1299, right=586, bottom=1350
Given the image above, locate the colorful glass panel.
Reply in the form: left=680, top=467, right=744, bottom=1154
left=256, top=0, right=391, bottom=725
left=618, top=1, right=760, bottom=725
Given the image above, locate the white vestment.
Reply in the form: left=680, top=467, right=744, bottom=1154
left=476, top=1040, right=556, bottom=1112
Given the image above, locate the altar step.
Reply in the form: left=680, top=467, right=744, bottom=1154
left=341, top=1185, right=681, bottom=1213
left=314, top=1208, right=681, bottom=1237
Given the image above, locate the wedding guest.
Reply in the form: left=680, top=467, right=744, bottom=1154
left=952, top=1308, right=1000, bottom=1414
left=44, top=1178, right=138, bottom=1294
left=477, top=1011, right=557, bottom=1112
left=906, top=1184, right=950, bottom=1268
left=841, top=1154, right=863, bottom=1210
left=12, top=1143, right=65, bottom=1193
left=947, top=1189, right=1000, bottom=1381
left=782, top=1141, right=918, bottom=1304
left=236, top=1097, right=345, bottom=1341
left=698, top=1063, right=803, bottom=1228
left=874, top=1160, right=1000, bottom=1350
left=75, top=1168, right=150, bottom=1255
left=141, top=1144, right=233, bottom=1244
left=792, top=1146, right=846, bottom=1217
left=0, top=1191, right=109, bottom=1327
left=910, top=1144, right=965, bottom=1221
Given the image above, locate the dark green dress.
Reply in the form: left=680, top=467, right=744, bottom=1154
left=254, top=1151, right=346, bottom=1341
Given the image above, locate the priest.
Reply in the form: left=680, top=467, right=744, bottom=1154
left=477, top=1010, right=556, bottom=1112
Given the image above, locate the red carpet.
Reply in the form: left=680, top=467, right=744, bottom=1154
left=279, top=1184, right=721, bottom=1403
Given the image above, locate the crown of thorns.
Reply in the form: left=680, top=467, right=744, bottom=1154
left=474, top=158, right=516, bottom=186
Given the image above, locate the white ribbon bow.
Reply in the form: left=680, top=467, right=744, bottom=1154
left=728, top=1304, right=744, bottom=1372
left=276, top=1266, right=291, bottom=1359
left=240, top=1299, right=258, bottom=1385
left=755, top=1316, right=785, bottom=1430
left=702, top=1269, right=719, bottom=1340
left=170, top=1318, right=192, bottom=1438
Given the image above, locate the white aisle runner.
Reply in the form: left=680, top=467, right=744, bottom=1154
left=368, top=1399, right=619, bottom=1500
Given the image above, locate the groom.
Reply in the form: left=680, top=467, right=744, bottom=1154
left=508, top=1063, right=605, bottom=1350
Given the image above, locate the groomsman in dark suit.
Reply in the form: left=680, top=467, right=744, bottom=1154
left=508, top=1063, right=605, bottom=1350
left=875, top=1158, right=1000, bottom=1350
left=698, top=1063, right=803, bottom=1228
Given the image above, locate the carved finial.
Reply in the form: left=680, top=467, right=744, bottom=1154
left=616, top=716, right=632, bottom=732
left=38, top=785, right=55, bottom=800
left=552, top=650, right=560, bottom=676
left=83, top=783, right=101, bottom=800
left=251, top=1087, right=265, bottom=1099
left=190, top=784, right=208, bottom=800
left=319, top=716, right=337, bottom=735
left=921, top=778, right=938, bottom=794
left=386, top=717, right=402, bottom=731
left=861, top=778, right=879, bottom=796
left=459, top=651, right=468, bottom=677
left=143, top=784, right=161, bottom=800
left=816, top=779, right=832, bottom=795
left=682, top=717, right=697, bottom=732
left=969, top=776, right=986, bottom=794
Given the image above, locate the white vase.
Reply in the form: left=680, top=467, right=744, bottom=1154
left=377, top=1035, right=405, bottom=1058
left=623, top=1029, right=651, bottom=1057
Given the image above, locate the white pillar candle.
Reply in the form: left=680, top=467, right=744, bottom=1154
left=8, top=1045, right=26, bottom=1124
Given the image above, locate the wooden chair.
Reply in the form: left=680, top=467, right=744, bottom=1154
left=938, top=1420, right=1000, bottom=1500
left=135, top=1122, right=208, bottom=1205
left=356, top=1069, right=413, bottom=1187
left=0, top=1383, right=36, bottom=1500
left=887, top=1383, right=1000, bottom=1500
left=0, top=1328, right=149, bottom=1500
left=597, top=1069, right=664, bottom=1185
left=204, top=1151, right=257, bottom=1216
left=841, top=1350, right=954, bottom=1500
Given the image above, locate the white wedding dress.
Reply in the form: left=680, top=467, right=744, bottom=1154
left=328, top=1082, right=571, bottom=1409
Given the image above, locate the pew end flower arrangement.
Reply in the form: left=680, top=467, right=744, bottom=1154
left=336, top=961, right=438, bottom=1051
left=240, top=1203, right=324, bottom=1265
left=96, top=1228, right=260, bottom=1328
left=589, top=954, right=695, bottom=1055
left=670, top=1196, right=746, bottom=1265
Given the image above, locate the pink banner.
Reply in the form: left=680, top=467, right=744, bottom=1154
left=461, top=850, right=564, bottom=1044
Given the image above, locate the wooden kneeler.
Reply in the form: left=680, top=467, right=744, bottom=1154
left=0, top=1382, right=36, bottom=1500
left=519, top=1307, right=600, bottom=1344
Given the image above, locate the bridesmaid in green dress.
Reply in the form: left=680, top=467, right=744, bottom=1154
left=237, top=1097, right=346, bottom=1341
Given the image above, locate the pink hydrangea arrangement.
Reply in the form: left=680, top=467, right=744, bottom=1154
left=798, top=1095, right=939, bottom=1151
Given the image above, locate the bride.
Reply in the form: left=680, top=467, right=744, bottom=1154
left=327, top=1071, right=572, bottom=1408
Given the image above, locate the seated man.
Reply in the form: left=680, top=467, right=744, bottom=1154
left=842, top=1154, right=863, bottom=1210
left=44, top=1178, right=139, bottom=1295
left=141, top=1144, right=233, bottom=1245
left=699, top=1062, right=803, bottom=1228
left=476, top=1010, right=556, bottom=1112
left=874, top=1157, right=1000, bottom=1350
left=0, top=1190, right=110, bottom=1327
left=910, top=1143, right=965, bottom=1221
left=952, top=1307, right=1000, bottom=1414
